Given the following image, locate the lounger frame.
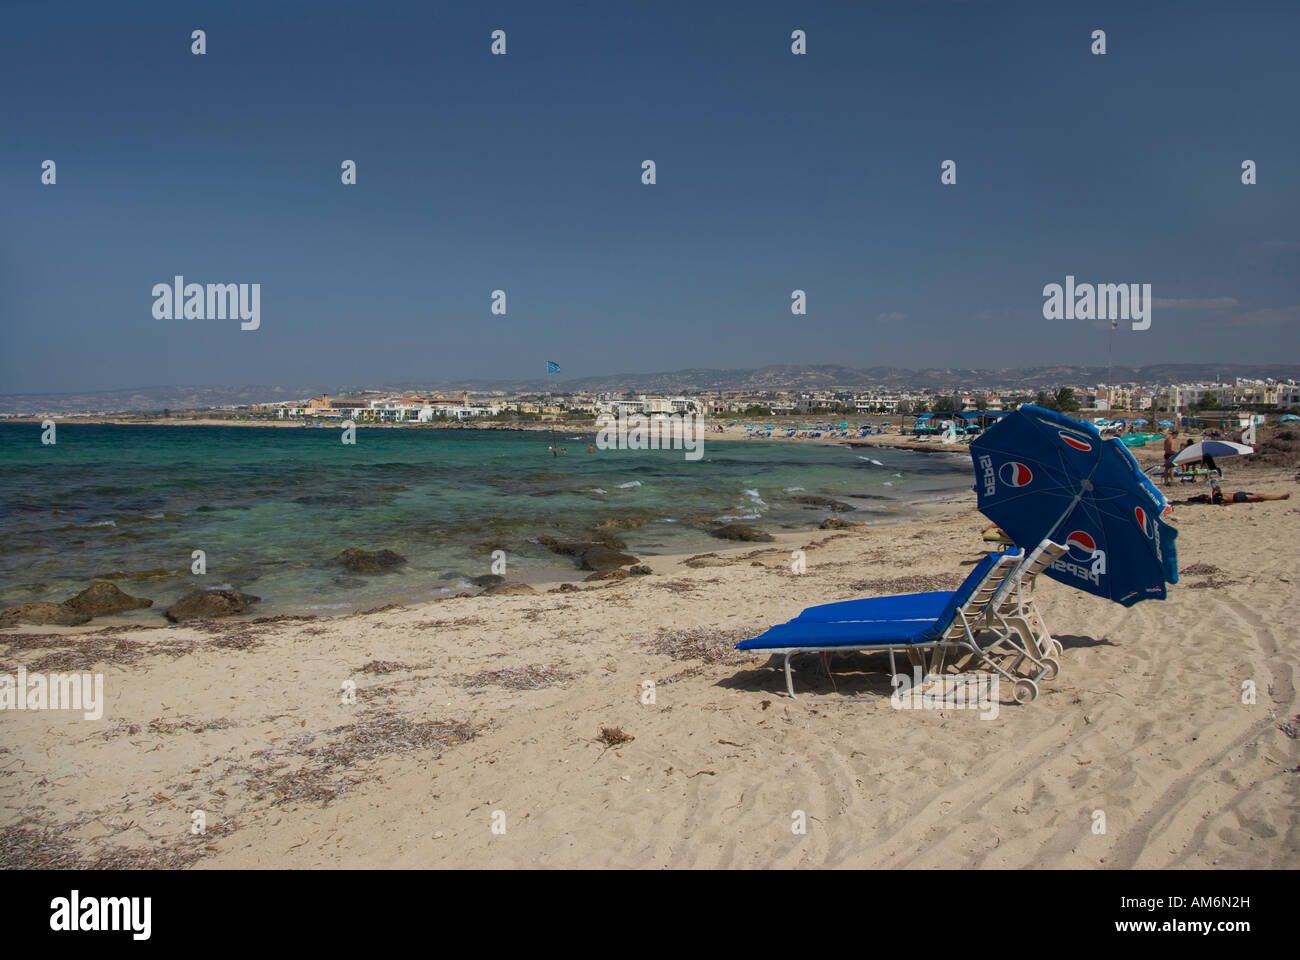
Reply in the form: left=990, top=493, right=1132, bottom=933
left=760, top=540, right=1065, bottom=703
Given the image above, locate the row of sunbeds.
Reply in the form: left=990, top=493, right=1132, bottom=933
left=738, top=538, right=1068, bottom=703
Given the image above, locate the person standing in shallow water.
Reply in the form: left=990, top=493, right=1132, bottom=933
left=588, top=444, right=594, bottom=454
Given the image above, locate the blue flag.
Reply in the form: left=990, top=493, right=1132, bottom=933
left=546, top=361, right=560, bottom=374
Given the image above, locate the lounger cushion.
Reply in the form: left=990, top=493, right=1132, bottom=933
left=737, top=549, right=1021, bottom=652
left=791, top=590, right=953, bottom=623
left=737, top=616, right=940, bottom=650
left=791, top=549, right=1012, bottom=625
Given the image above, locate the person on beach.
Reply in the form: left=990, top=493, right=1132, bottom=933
left=1208, top=480, right=1289, bottom=505
left=587, top=444, right=595, bottom=454
left=1162, top=430, right=1177, bottom=485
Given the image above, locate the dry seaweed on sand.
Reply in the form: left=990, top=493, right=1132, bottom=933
left=654, top=579, right=699, bottom=593
left=682, top=553, right=729, bottom=568
left=357, top=659, right=424, bottom=675
left=595, top=726, right=633, bottom=747
left=0, top=814, right=231, bottom=870
left=237, top=711, right=482, bottom=807
left=459, top=665, right=577, bottom=690
left=146, top=716, right=237, bottom=736
left=1186, top=576, right=1239, bottom=590
left=1180, top=563, right=1223, bottom=576
left=846, top=573, right=963, bottom=595
left=302, top=712, right=481, bottom=775
left=590, top=725, right=635, bottom=761
left=0, top=631, right=196, bottom=673
left=646, top=627, right=754, bottom=665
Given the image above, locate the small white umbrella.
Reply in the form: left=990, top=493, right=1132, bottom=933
left=1173, top=440, right=1253, bottom=464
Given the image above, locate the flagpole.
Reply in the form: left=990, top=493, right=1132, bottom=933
left=1107, top=320, right=1113, bottom=406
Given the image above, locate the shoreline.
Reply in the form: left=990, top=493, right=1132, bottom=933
left=1, top=491, right=981, bottom=630
left=2, top=472, right=1295, bottom=868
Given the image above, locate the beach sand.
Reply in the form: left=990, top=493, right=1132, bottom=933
left=2, top=450, right=1297, bottom=869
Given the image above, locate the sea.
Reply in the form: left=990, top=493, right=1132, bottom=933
left=0, top=423, right=974, bottom=616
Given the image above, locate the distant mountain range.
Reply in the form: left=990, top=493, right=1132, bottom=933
left=3, top=363, right=1298, bottom=415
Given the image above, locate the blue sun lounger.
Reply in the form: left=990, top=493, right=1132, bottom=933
left=737, top=541, right=1062, bottom=703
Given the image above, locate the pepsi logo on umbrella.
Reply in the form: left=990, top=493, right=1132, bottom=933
left=1134, top=505, right=1156, bottom=539
left=999, top=461, right=1034, bottom=487
left=1064, top=530, right=1099, bottom=562
left=1059, top=433, right=1092, bottom=452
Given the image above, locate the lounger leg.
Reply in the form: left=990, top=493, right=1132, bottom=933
left=784, top=652, right=797, bottom=699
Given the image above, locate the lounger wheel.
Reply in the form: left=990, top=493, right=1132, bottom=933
left=1013, top=678, right=1038, bottom=704
left=1040, top=656, right=1060, bottom=681
left=1049, top=639, right=1064, bottom=658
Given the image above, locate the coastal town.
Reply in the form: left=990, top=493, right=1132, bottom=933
left=19, top=375, right=1294, bottom=425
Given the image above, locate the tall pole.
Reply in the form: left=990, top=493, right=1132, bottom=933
left=1107, top=320, right=1114, bottom=411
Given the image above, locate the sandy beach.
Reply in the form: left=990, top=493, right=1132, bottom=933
left=2, top=436, right=1296, bottom=869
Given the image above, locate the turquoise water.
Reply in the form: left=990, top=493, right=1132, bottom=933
left=0, top=423, right=972, bottom=616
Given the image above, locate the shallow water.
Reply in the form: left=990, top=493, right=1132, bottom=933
left=0, top=424, right=973, bottom=615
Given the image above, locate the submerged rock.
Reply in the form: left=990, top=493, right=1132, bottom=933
left=333, top=548, right=408, bottom=574
left=63, top=582, right=153, bottom=618
left=791, top=495, right=855, bottom=512
left=711, top=524, right=774, bottom=542
left=482, top=581, right=536, bottom=596
left=0, top=602, right=91, bottom=627
left=536, top=537, right=638, bottom=572
left=820, top=518, right=864, bottom=530
left=165, top=589, right=260, bottom=622
left=469, top=574, right=505, bottom=588
left=585, top=568, right=629, bottom=582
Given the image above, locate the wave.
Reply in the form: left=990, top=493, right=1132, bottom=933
left=617, top=480, right=642, bottom=489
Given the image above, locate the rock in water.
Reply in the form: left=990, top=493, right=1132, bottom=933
left=536, top=537, right=638, bottom=572
left=711, top=524, right=775, bottom=542
left=165, top=590, right=260, bottom=622
left=482, top=581, right=536, bottom=596
left=469, top=574, right=505, bottom=588
left=0, top=602, right=92, bottom=627
left=63, top=582, right=153, bottom=618
left=791, top=495, right=855, bottom=512
left=333, top=548, right=408, bottom=574
left=585, top=568, right=629, bottom=581
left=820, top=518, right=864, bottom=530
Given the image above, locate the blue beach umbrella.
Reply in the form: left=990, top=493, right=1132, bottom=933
left=970, top=406, right=1178, bottom=606
left=1280, top=414, right=1300, bottom=423
left=1157, top=420, right=1174, bottom=428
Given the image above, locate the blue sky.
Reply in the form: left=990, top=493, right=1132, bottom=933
left=2, top=0, right=1297, bottom=394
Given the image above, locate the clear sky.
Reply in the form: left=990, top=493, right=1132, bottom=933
left=2, top=0, right=1297, bottom=394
